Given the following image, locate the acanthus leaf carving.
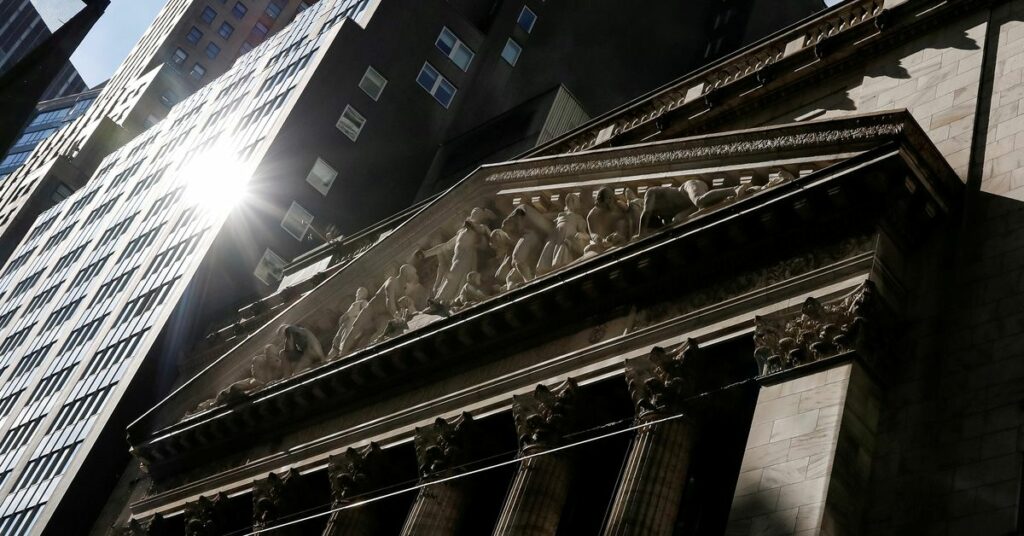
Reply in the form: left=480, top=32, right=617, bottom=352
left=753, top=280, right=880, bottom=376
left=183, top=493, right=227, bottom=536
left=327, top=443, right=385, bottom=506
left=252, top=468, right=300, bottom=529
left=624, top=339, right=703, bottom=420
left=413, top=412, right=475, bottom=480
left=512, top=379, right=578, bottom=453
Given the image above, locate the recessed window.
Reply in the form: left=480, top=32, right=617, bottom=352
left=254, top=248, right=286, bottom=285
left=240, top=42, right=254, bottom=55
left=159, top=91, right=178, bottom=107
left=201, top=6, right=217, bottom=24
left=336, top=105, right=366, bottom=141
left=190, top=63, right=207, bottom=80
left=186, top=26, right=203, bottom=44
left=501, top=38, right=522, bottom=66
left=517, top=6, right=537, bottom=33
left=305, top=157, right=337, bottom=195
left=231, top=1, right=247, bottom=19
left=281, top=201, right=313, bottom=240
left=298, top=1, right=311, bottom=11
left=265, top=0, right=283, bottom=18
left=416, top=62, right=456, bottom=108
left=435, top=27, right=474, bottom=71
left=218, top=21, right=234, bottom=39
left=205, top=42, right=221, bottom=58
left=252, top=21, right=269, bottom=39
left=358, top=67, right=387, bottom=101
left=172, top=48, right=189, bottom=64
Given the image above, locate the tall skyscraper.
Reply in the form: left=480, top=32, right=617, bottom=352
left=0, top=0, right=88, bottom=100
left=0, top=87, right=101, bottom=185
left=0, top=0, right=823, bottom=533
left=0, top=0, right=324, bottom=265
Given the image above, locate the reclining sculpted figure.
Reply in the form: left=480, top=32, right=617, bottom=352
left=636, top=179, right=737, bottom=237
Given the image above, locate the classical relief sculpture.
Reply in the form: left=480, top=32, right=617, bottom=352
left=190, top=323, right=324, bottom=413
left=188, top=170, right=810, bottom=419
left=432, top=208, right=496, bottom=305
left=495, top=204, right=551, bottom=288
left=339, top=264, right=423, bottom=354
left=753, top=280, right=878, bottom=376
left=537, top=192, right=589, bottom=274
left=330, top=287, right=369, bottom=358
left=637, top=179, right=737, bottom=236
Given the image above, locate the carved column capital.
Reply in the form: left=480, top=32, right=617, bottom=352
left=253, top=468, right=300, bottom=529
left=512, top=379, right=578, bottom=453
left=754, top=280, right=883, bottom=376
left=625, top=339, right=704, bottom=421
left=113, top=515, right=168, bottom=536
left=183, top=493, right=227, bottom=536
left=327, top=443, right=385, bottom=506
left=414, top=412, right=475, bottom=480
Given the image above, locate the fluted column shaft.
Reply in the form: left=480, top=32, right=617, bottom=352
left=602, top=414, right=697, bottom=536
left=492, top=450, right=571, bottom=536
left=400, top=480, right=467, bottom=535
left=322, top=505, right=375, bottom=536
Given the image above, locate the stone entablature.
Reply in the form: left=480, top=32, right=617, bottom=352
left=125, top=112, right=958, bottom=495
left=527, top=0, right=990, bottom=157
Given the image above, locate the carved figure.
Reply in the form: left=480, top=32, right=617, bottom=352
left=279, top=324, right=324, bottom=375
left=636, top=179, right=738, bottom=236
left=538, top=192, right=589, bottom=274
left=498, top=204, right=552, bottom=287
left=330, top=287, right=369, bottom=358
left=340, top=264, right=421, bottom=353
left=451, top=271, right=490, bottom=311
left=433, top=208, right=495, bottom=305
left=585, top=187, right=634, bottom=255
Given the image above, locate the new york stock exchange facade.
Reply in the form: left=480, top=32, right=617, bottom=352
left=110, top=0, right=1024, bottom=534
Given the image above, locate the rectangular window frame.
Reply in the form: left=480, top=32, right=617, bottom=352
left=416, top=62, right=457, bottom=109
left=435, top=27, right=474, bottom=71
left=501, top=38, right=523, bottom=66
left=358, top=67, right=387, bottom=101
left=517, top=6, right=537, bottom=33
left=336, top=105, right=366, bottom=141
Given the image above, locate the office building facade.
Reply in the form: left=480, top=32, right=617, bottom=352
left=0, top=0, right=88, bottom=100
left=0, top=88, right=101, bottom=185
left=0, top=0, right=324, bottom=265
left=99, top=0, right=1024, bottom=534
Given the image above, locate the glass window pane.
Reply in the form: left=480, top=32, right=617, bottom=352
left=435, top=79, right=456, bottom=107
left=358, top=67, right=387, bottom=101
left=305, top=158, right=337, bottom=195
left=501, top=39, right=522, bottom=65
left=435, top=28, right=456, bottom=55
left=517, top=7, right=536, bottom=32
left=452, top=45, right=473, bottom=70
left=416, top=64, right=438, bottom=92
left=336, top=105, right=366, bottom=141
left=281, top=201, right=313, bottom=240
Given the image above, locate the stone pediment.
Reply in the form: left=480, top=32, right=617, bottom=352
left=127, top=111, right=960, bottom=476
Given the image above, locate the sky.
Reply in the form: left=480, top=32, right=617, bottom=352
left=33, top=0, right=168, bottom=87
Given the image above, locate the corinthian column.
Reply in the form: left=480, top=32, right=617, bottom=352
left=400, top=413, right=476, bottom=536
left=602, top=340, right=704, bottom=536
left=492, top=379, right=578, bottom=536
left=322, top=443, right=385, bottom=536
